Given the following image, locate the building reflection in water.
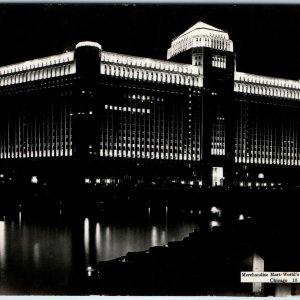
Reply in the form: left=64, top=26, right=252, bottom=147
left=19, top=211, right=22, bottom=229
left=148, top=206, right=151, bottom=222
left=161, top=230, right=166, bottom=244
left=104, top=227, right=111, bottom=259
left=95, top=223, right=101, bottom=261
left=84, top=218, right=90, bottom=265
left=83, top=207, right=198, bottom=263
left=33, top=242, right=40, bottom=270
left=0, top=210, right=197, bottom=294
left=151, top=226, right=158, bottom=245
left=0, top=221, right=6, bottom=268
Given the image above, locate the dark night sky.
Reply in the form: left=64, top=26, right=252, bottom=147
left=1, top=4, right=300, bottom=80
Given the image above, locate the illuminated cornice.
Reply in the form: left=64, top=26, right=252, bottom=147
left=76, top=41, right=102, bottom=49
left=101, top=51, right=203, bottom=88
left=0, top=52, right=74, bottom=76
left=0, top=52, right=76, bottom=86
left=234, top=72, right=300, bottom=100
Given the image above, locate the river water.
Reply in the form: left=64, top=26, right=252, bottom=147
left=0, top=207, right=198, bottom=295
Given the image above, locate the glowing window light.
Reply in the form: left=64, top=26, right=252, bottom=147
left=85, top=178, right=91, bottom=184
left=258, top=173, right=264, bottom=179
left=211, top=206, right=219, bottom=214
left=209, top=221, right=220, bottom=230
left=31, top=176, right=38, bottom=184
left=238, top=214, right=245, bottom=220
left=212, top=167, right=224, bottom=187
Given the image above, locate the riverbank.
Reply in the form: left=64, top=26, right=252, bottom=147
left=86, top=213, right=300, bottom=296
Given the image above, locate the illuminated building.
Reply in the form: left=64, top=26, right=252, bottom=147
left=0, top=22, right=299, bottom=188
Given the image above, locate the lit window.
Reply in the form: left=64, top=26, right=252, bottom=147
left=31, top=176, right=38, bottom=184
left=209, top=221, right=220, bottom=230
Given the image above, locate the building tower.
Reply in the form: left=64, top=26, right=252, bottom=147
left=73, top=41, right=102, bottom=159
left=167, top=22, right=235, bottom=186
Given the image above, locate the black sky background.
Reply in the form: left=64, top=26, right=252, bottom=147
left=1, top=4, right=300, bottom=80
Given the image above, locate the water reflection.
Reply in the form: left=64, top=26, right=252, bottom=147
left=95, top=223, right=101, bottom=261
left=0, top=208, right=198, bottom=294
left=18, top=211, right=22, bottom=229
left=0, top=221, right=6, bottom=268
left=33, top=243, right=40, bottom=269
left=84, top=218, right=90, bottom=265
left=148, top=206, right=151, bottom=221
left=151, top=226, right=158, bottom=245
left=161, top=230, right=166, bottom=243
left=83, top=208, right=198, bottom=262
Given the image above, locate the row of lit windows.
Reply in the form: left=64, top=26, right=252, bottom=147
left=235, top=157, right=300, bottom=165
left=103, top=135, right=197, bottom=142
left=126, top=94, right=165, bottom=102
left=103, top=137, right=194, bottom=144
left=4, top=142, right=72, bottom=149
left=103, top=129, right=196, bottom=138
left=212, top=55, right=226, bottom=69
left=239, top=182, right=278, bottom=188
left=236, top=132, right=298, bottom=140
left=99, top=150, right=201, bottom=161
left=2, top=142, right=72, bottom=150
left=1, top=140, right=72, bottom=151
left=0, top=149, right=73, bottom=159
left=101, top=143, right=189, bottom=149
left=0, top=78, right=74, bottom=97
left=104, top=105, right=150, bottom=114
left=238, top=144, right=298, bottom=150
left=211, top=112, right=226, bottom=156
left=236, top=151, right=299, bottom=158
left=0, top=63, right=75, bottom=86
left=237, top=132, right=298, bottom=138
left=236, top=144, right=300, bottom=158
left=211, top=149, right=226, bottom=155
left=235, top=146, right=300, bottom=159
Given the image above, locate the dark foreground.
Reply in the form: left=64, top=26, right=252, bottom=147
left=81, top=188, right=300, bottom=296
left=85, top=214, right=300, bottom=296
left=1, top=184, right=300, bottom=296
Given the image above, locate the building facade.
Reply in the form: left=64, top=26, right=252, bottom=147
left=0, top=22, right=300, bottom=188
